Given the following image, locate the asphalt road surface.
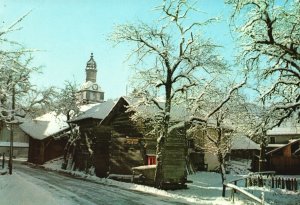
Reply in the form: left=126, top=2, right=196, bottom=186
left=13, top=163, right=192, bottom=205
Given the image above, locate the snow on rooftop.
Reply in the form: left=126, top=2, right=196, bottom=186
left=79, top=102, right=99, bottom=112
left=267, top=124, right=300, bottom=136
left=69, top=100, right=115, bottom=122
left=19, top=112, right=69, bottom=140
left=231, top=135, right=260, bottom=150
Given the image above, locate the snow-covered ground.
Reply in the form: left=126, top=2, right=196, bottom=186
left=42, top=158, right=300, bottom=205
left=0, top=158, right=299, bottom=205
left=0, top=172, right=59, bottom=205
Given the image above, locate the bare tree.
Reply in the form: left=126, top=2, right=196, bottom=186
left=226, top=0, right=300, bottom=127
left=0, top=12, right=56, bottom=123
left=53, top=81, right=81, bottom=170
left=111, top=0, right=237, bottom=187
left=0, top=13, right=56, bottom=174
left=189, top=78, right=246, bottom=183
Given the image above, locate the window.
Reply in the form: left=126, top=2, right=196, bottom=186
left=147, top=155, right=156, bottom=165
left=270, top=137, right=275, bottom=144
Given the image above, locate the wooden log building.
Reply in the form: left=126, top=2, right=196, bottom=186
left=19, top=112, right=69, bottom=164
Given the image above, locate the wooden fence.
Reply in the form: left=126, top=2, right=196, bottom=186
left=222, top=171, right=298, bottom=205
left=245, top=175, right=298, bottom=191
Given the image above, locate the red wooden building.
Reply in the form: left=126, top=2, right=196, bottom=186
left=266, top=139, right=300, bottom=174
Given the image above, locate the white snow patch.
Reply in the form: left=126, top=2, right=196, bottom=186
left=228, top=159, right=252, bottom=175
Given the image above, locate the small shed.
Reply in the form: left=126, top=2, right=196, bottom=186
left=230, top=134, right=260, bottom=159
left=266, top=139, right=300, bottom=174
left=20, top=112, right=69, bottom=164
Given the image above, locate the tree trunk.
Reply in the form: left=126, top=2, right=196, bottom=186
left=62, top=123, right=75, bottom=170
left=218, top=151, right=226, bottom=183
left=259, top=135, right=267, bottom=172
left=154, top=71, right=172, bottom=188
left=154, top=133, right=165, bottom=188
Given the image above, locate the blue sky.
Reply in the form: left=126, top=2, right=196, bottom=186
left=1, top=0, right=235, bottom=100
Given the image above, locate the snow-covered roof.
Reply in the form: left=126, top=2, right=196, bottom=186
left=0, top=141, right=29, bottom=148
left=122, top=96, right=234, bottom=129
left=19, top=112, right=69, bottom=140
left=231, top=135, right=260, bottom=150
left=79, top=103, right=99, bottom=112
left=69, top=100, right=115, bottom=123
left=122, top=96, right=190, bottom=121
left=267, top=125, right=300, bottom=135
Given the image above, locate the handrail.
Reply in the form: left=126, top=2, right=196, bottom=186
left=222, top=171, right=276, bottom=204
left=249, top=171, right=276, bottom=176
left=225, top=183, right=265, bottom=204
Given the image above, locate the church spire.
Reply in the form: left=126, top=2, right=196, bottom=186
left=76, top=53, right=105, bottom=104
left=86, top=53, right=97, bottom=83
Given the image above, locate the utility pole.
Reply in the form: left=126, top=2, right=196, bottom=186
left=9, top=84, right=15, bottom=175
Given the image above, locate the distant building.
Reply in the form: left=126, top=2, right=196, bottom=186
left=230, top=134, right=260, bottom=159
left=76, top=53, right=104, bottom=104
left=267, top=124, right=300, bottom=144
left=266, top=139, right=300, bottom=174
left=266, top=122, right=300, bottom=151
left=0, top=120, right=29, bottom=159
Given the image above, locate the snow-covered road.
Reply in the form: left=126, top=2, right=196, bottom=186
left=13, top=163, right=191, bottom=205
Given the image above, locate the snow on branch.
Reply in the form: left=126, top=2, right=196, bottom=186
left=204, top=79, right=247, bottom=121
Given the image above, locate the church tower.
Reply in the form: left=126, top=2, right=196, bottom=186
left=86, top=53, right=97, bottom=83
left=77, top=53, right=104, bottom=104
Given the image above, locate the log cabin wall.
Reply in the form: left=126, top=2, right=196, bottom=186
left=28, top=137, right=44, bottom=164
left=93, top=126, right=111, bottom=177
left=104, top=100, right=145, bottom=175
left=44, top=137, right=68, bottom=163
left=28, top=135, right=68, bottom=165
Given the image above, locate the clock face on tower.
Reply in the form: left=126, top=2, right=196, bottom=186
left=92, top=84, right=98, bottom=90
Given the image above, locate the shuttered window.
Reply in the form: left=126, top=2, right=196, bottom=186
left=147, top=155, right=156, bottom=165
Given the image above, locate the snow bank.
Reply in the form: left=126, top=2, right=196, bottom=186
left=0, top=173, right=59, bottom=205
